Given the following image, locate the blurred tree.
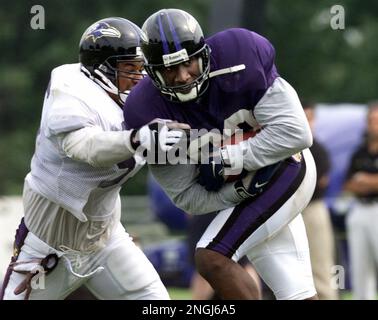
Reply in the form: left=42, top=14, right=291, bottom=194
left=263, top=0, right=378, bottom=103
left=0, top=0, right=209, bottom=194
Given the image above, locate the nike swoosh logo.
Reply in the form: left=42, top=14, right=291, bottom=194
left=255, top=181, right=268, bottom=188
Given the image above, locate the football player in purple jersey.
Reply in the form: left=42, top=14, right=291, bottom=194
left=124, top=9, right=318, bottom=300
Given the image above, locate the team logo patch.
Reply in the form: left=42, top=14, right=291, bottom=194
left=84, top=22, right=121, bottom=43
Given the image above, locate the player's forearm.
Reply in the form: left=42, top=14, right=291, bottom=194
left=171, top=183, right=241, bottom=214
left=61, top=127, right=135, bottom=167
left=149, top=163, right=241, bottom=214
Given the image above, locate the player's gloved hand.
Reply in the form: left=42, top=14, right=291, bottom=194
left=130, top=119, right=190, bottom=152
left=197, top=143, right=245, bottom=191
left=10, top=254, right=58, bottom=299
left=234, top=161, right=282, bottom=199
left=198, top=151, right=226, bottom=191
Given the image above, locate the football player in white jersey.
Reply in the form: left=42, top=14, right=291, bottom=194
left=0, top=17, right=188, bottom=300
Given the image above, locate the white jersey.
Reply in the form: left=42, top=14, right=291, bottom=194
left=25, top=63, right=144, bottom=222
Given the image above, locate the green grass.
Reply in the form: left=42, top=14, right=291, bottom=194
left=168, top=287, right=192, bottom=300
left=168, top=287, right=357, bottom=300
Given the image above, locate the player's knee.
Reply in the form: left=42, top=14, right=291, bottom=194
left=195, top=248, right=231, bottom=278
left=122, top=278, right=170, bottom=300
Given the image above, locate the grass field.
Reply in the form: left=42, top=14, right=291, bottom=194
left=167, top=287, right=357, bottom=300
left=168, top=287, right=192, bottom=300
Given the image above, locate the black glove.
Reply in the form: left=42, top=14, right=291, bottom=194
left=198, top=152, right=226, bottom=191
left=234, top=161, right=282, bottom=199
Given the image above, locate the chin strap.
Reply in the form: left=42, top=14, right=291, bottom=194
left=80, top=66, right=116, bottom=94
left=81, top=66, right=127, bottom=105
left=175, top=85, right=202, bottom=102
left=93, top=69, right=119, bottom=95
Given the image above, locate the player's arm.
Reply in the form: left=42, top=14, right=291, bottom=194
left=149, top=163, right=244, bottom=214
left=223, top=77, right=312, bottom=172
left=60, top=122, right=188, bottom=168
left=198, top=77, right=312, bottom=191
left=60, top=127, right=136, bottom=167
left=47, top=93, right=187, bottom=167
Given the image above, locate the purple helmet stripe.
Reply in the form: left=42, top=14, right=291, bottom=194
left=157, top=14, right=169, bottom=54
left=166, top=12, right=182, bottom=51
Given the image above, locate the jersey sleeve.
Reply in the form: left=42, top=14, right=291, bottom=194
left=221, top=77, right=313, bottom=171
left=149, top=163, right=242, bottom=214
left=45, top=92, right=95, bottom=138
left=61, top=127, right=135, bottom=167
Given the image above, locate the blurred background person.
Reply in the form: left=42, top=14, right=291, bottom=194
left=344, top=101, right=378, bottom=300
left=302, top=101, right=339, bottom=300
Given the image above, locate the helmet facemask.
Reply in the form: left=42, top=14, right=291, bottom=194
left=145, top=44, right=211, bottom=103
left=91, top=54, right=145, bottom=105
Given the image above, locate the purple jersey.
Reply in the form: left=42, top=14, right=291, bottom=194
left=123, top=28, right=314, bottom=270
left=124, top=28, right=278, bottom=131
